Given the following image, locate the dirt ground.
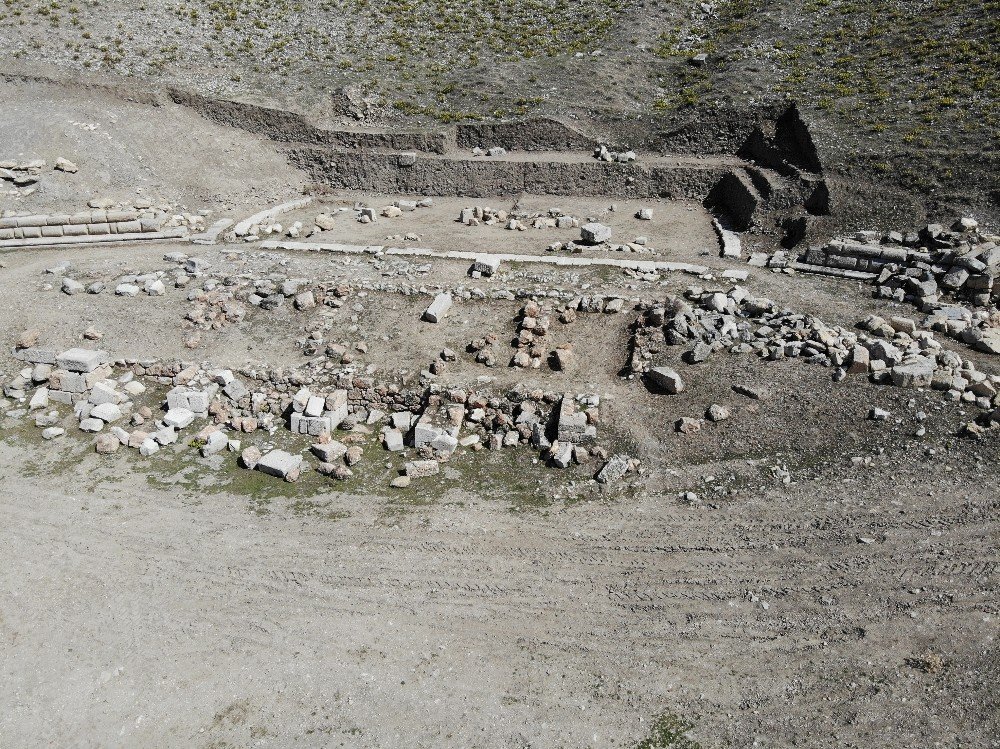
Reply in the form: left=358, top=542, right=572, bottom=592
left=3, top=407, right=998, bottom=749
left=282, top=192, right=721, bottom=261
left=1, top=77, right=999, bottom=749
left=1, top=79, right=305, bottom=215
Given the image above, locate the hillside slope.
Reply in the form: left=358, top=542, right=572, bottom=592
left=0, top=0, right=996, bottom=229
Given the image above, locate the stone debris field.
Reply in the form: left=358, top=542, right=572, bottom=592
left=0, top=73, right=997, bottom=749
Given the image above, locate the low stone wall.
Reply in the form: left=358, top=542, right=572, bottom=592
left=289, top=148, right=729, bottom=199
left=456, top=118, right=597, bottom=152
left=802, top=239, right=924, bottom=273
left=0, top=210, right=164, bottom=241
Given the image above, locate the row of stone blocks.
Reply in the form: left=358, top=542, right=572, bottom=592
left=0, top=210, right=152, bottom=228
left=0, top=213, right=163, bottom=241
left=803, top=240, right=933, bottom=273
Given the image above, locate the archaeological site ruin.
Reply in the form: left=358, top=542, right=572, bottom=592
left=1, top=1, right=997, bottom=745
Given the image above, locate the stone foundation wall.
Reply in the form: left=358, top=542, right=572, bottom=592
left=167, top=88, right=449, bottom=154
left=0, top=210, right=164, bottom=241
left=289, top=148, right=729, bottom=199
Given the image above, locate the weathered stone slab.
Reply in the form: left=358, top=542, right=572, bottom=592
left=596, top=454, right=631, bottom=484
left=163, top=408, right=195, bottom=429
left=647, top=366, right=684, bottom=394
left=56, top=348, right=108, bottom=373
left=256, top=449, right=303, bottom=479
left=311, top=440, right=348, bottom=462
left=404, top=459, right=439, bottom=478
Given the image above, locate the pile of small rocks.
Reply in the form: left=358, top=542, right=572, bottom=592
left=510, top=300, right=553, bottom=369
left=458, top=205, right=583, bottom=232
left=0, top=157, right=77, bottom=191
left=593, top=145, right=637, bottom=163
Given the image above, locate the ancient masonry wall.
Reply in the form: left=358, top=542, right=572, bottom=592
left=456, top=119, right=598, bottom=152
left=0, top=210, right=164, bottom=241
left=166, top=88, right=449, bottom=154
left=288, top=148, right=730, bottom=199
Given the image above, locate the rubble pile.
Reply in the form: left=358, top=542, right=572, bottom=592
left=3, top=332, right=636, bottom=485
left=593, top=145, right=637, bottom=163
left=801, top=218, right=1000, bottom=354
left=510, top=300, right=552, bottom=369
left=802, top=219, right=994, bottom=289
left=458, top=205, right=582, bottom=231
left=628, top=285, right=1000, bottom=414
left=1, top=156, right=78, bottom=193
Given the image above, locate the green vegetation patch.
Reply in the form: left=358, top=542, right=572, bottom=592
left=652, top=0, right=999, bottom=149
left=635, top=711, right=702, bottom=749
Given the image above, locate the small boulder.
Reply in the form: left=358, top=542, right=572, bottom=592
left=647, top=367, right=684, bottom=394
left=580, top=223, right=612, bottom=244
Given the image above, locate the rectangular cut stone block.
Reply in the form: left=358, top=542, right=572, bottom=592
left=326, top=402, right=348, bottom=430
left=405, top=459, right=439, bottom=478
left=472, top=255, right=501, bottom=276
left=256, top=450, right=302, bottom=479
left=163, top=408, right=195, bottom=429
left=305, top=395, right=325, bottom=417
left=13, top=347, right=57, bottom=365
left=413, top=417, right=443, bottom=448
left=383, top=429, right=405, bottom=452
left=556, top=394, right=594, bottom=444
left=116, top=220, right=143, bottom=234
left=597, top=454, right=631, bottom=484
left=224, top=379, right=249, bottom=402
left=152, top=427, right=177, bottom=445
left=326, top=389, right=349, bottom=410
left=89, top=381, right=123, bottom=405
left=186, top=390, right=210, bottom=413
left=311, top=440, right=348, bottom=462
left=106, top=210, right=140, bottom=222
left=550, top=441, right=573, bottom=468
left=291, top=413, right=332, bottom=436
left=166, top=387, right=190, bottom=410
left=56, top=348, right=108, bottom=373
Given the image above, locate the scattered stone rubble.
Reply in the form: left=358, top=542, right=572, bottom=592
left=593, top=145, right=637, bottom=163
left=627, top=284, right=1000, bottom=422
left=3, top=332, right=638, bottom=487
left=799, top=218, right=1000, bottom=355
left=511, top=300, right=553, bottom=370
left=0, top=158, right=49, bottom=187
left=1, top=157, right=77, bottom=192
left=458, top=205, right=582, bottom=232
